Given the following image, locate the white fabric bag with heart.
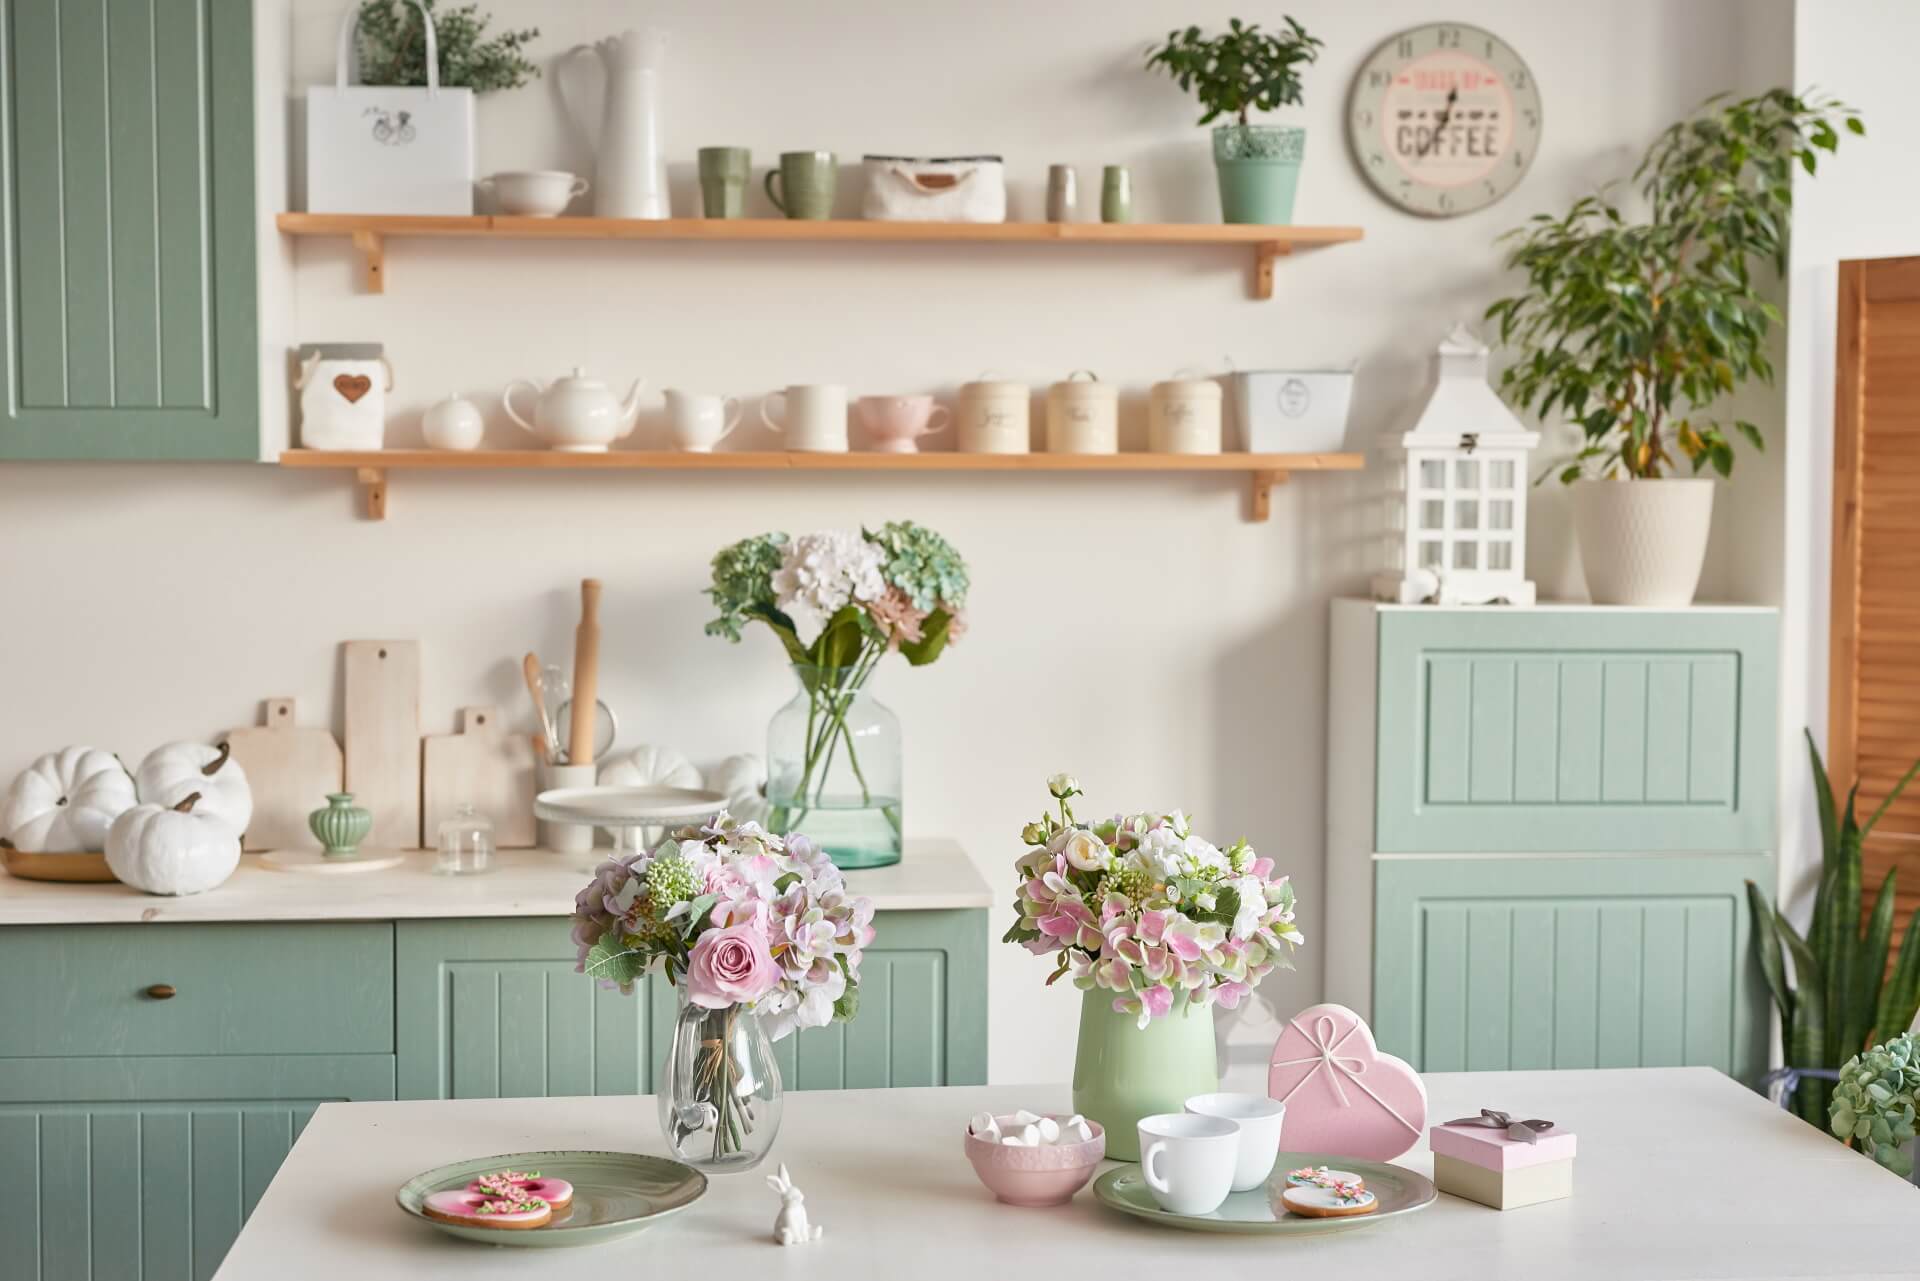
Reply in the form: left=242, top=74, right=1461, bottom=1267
left=296, top=343, right=394, bottom=451
left=306, top=0, right=476, bottom=214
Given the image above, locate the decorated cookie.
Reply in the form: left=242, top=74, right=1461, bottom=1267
left=1284, top=1165, right=1365, bottom=1191
left=1281, top=1178, right=1378, bottom=1219
left=468, top=1170, right=574, bottom=1212
left=422, top=1188, right=553, bottom=1230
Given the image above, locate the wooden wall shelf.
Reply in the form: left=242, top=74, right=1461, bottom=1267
left=279, top=449, right=1364, bottom=522
left=274, top=214, right=1363, bottom=298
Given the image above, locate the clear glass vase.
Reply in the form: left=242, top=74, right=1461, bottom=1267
left=656, top=990, right=783, bottom=1172
left=766, top=663, right=903, bottom=869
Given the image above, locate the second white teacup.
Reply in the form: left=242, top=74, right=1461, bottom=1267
left=1185, top=1092, right=1286, bottom=1192
left=761, top=383, right=849, bottom=452
left=665, top=389, right=743, bottom=452
left=1137, top=1112, right=1239, bottom=1215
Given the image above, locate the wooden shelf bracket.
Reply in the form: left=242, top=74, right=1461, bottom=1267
left=1253, top=242, right=1285, bottom=301
left=351, top=229, right=386, bottom=293
left=356, top=467, right=388, bottom=520
left=1249, top=469, right=1286, bottom=522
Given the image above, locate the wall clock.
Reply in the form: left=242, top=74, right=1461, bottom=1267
left=1347, top=23, right=1541, bottom=217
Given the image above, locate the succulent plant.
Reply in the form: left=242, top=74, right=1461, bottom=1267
left=1831, top=1034, right=1920, bottom=1177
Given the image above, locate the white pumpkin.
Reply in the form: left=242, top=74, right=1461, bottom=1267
left=597, top=744, right=702, bottom=792
left=106, top=793, right=241, bottom=896
left=135, top=741, right=252, bottom=837
left=0, top=746, right=137, bottom=852
left=706, top=754, right=769, bottom=822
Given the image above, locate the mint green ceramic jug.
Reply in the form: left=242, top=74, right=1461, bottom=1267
left=1071, top=990, right=1218, bottom=1161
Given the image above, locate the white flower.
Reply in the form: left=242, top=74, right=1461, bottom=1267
left=1137, top=826, right=1185, bottom=879
left=771, top=531, right=887, bottom=646
left=1059, top=828, right=1110, bottom=873
left=1230, top=876, right=1267, bottom=940
left=1181, top=835, right=1229, bottom=875
left=1047, top=773, right=1080, bottom=798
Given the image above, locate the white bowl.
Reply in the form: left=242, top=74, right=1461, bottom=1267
left=483, top=170, right=588, bottom=218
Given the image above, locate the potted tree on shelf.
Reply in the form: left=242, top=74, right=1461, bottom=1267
left=1486, top=90, right=1860, bottom=605
left=1145, top=17, right=1322, bottom=226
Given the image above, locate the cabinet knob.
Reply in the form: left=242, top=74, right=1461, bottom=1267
left=145, top=983, right=176, bottom=1000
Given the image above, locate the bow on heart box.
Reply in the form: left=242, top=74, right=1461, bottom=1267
left=1266, top=1002, right=1428, bottom=1160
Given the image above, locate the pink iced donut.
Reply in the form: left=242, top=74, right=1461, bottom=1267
left=466, top=1170, right=574, bottom=1211
left=422, top=1188, right=552, bottom=1230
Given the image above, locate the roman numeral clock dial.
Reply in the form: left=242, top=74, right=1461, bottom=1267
left=1347, top=23, right=1542, bottom=217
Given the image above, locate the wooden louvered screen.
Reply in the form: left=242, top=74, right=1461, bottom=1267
left=1830, top=257, right=1920, bottom=933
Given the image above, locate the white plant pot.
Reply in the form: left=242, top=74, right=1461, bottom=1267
left=1570, top=478, right=1715, bottom=606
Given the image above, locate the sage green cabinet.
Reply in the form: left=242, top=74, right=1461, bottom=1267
left=0, top=0, right=258, bottom=459
left=395, top=911, right=989, bottom=1099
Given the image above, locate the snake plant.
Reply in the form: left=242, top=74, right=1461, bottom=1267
left=1747, top=731, right=1920, bottom=1124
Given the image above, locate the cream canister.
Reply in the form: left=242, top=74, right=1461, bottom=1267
left=957, top=376, right=1031, bottom=454
left=1046, top=370, right=1119, bottom=454
left=1148, top=376, right=1224, bottom=454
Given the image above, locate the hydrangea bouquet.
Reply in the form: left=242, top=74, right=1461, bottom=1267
left=573, top=814, right=875, bottom=1165
left=1004, top=775, right=1303, bottom=1028
left=706, top=522, right=968, bottom=858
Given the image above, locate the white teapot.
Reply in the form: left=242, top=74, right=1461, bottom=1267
left=503, top=367, right=646, bottom=452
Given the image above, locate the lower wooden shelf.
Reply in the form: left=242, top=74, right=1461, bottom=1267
left=277, top=449, right=1365, bottom=522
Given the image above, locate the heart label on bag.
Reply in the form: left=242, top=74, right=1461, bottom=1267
left=334, top=374, right=373, bottom=403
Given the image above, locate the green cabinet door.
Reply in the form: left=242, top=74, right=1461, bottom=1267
left=0, top=0, right=258, bottom=459
left=0, top=1055, right=393, bottom=1281
left=1374, top=855, right=1769, bottom=1082
left=395, top=912, right=989, bottom=1099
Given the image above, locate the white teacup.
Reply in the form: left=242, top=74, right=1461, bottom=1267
left=1185, top=1092, right=1286, bottom=1191
left=665, top=389, right=743, bottom=452
left=761, top=384, right=849, bottom=452
left=481, top=170, right=589, bottom=217
left=1137, top=1113, right=1239, bottom=1215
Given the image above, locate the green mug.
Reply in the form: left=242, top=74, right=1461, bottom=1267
left=698, top=146, right=751, bottom=219
left=765, top=151, right=837, bottom=220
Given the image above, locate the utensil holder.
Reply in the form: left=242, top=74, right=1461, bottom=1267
left=537, top=763, right=598, bottom=854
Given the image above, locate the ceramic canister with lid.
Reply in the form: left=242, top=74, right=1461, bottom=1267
left=1046, top=370, right=1119, bottom=454
left=1148, top=375, right=1224, bottom=454
left=957, top=376, right=1031, bottom=454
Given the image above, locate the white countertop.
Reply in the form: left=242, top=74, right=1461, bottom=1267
left=0, top=838, right=992, bottom=924
left=218, top=1068, right=1918, bottom=1280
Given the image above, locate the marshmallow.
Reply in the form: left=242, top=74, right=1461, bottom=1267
left=999, top=1132, right=1032, bottom=1147
left=968, top=1111, right=1001, bottom=1141
left=1017, top=1123, right=1042, bottom=1146
left=1010, top=1109, right=1043, bottom=1125
left=1035, top=1116, right=1061, bottom=1143
left=1063, top=1114, right=1094, bottom=1143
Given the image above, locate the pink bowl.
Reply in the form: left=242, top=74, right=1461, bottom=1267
left=963, top=1115, right=1106, bottom=1207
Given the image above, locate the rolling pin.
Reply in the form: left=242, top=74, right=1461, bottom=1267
left=569, top=579, right=602, bottom=766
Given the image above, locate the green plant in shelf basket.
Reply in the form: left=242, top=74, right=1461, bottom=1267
left=1831, top=1033, right=1920, bottom=1177
left=355, top=0, right=539, bottom=94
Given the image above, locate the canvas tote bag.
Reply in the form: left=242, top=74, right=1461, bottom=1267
left=306, top=0, right=475, bottom=214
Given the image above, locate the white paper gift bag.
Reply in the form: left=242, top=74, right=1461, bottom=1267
left=306, top=0, right=474, bottom=214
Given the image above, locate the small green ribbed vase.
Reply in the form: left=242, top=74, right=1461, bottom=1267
left=309, top=792, right=372, bottom=857
left=1071, top=988, right=1218, bottom=1161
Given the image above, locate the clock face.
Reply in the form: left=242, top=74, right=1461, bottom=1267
left=1347, top=23, right=1542, bottom=217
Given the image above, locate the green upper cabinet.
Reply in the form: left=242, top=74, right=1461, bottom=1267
left=1, top=0, right=258, bottom=459
left=1374, top=608, right=1778, bottom=853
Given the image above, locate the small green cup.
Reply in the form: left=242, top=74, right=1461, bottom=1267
left=1101, top=165, right=1133, bottom=224
left=698, top=146, right=751, bottom=219
left=765, top=151, right=837, bottom=220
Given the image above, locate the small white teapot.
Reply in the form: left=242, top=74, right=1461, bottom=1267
left=502, top=367, right=646, bottom=452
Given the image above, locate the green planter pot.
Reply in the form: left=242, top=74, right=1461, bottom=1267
left=1213, top=124, right=1305, bottom=225
left=1071, top=988, right=1217, bottom=1161
left=309, top=792, right=372, bottom=857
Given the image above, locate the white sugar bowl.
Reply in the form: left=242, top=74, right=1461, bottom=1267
left=422, top=396, right=485, bottom=451
left=1148, top=376, right=1223, bottom=454
left=1046, top=370, right=1119, bottom=455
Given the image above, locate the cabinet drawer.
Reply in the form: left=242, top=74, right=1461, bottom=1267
left=0, top=922, right=393, bottom=1058
left=1374, top=609, right=1777, bottom=853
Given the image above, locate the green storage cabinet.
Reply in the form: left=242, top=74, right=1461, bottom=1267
left=395, top=911, right=989, bottom=1099
left=0, top=0, right=258, bottom=459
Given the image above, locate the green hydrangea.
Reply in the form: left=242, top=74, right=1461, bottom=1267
left=1831, top=1032, right=1920, bottom=1177
left=705, top=533, right=788, bottom=642
left=866, top=521, right=969, bottom=613
left=1095, top=863, right=1156, bottom=905
left=643, top=854, right=702, bottom=909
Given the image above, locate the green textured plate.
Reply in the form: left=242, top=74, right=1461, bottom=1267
left=396, top=1150, right=706, bottom=1248
left=1093, top=1150, right=1436, bottom=1234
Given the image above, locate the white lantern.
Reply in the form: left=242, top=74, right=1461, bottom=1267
left=1372, top=324, right=1539, bottom=606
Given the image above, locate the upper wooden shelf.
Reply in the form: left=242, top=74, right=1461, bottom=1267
left=279, top=449, right=1365, bottom=522
left=273, top=213, right=1364, bottom=298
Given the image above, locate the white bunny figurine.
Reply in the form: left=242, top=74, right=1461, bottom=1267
left=767, top=1163, right=823, bottom=1246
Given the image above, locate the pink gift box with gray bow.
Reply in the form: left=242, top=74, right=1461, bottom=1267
left=1429, top=1109, right=1577, bottom=1209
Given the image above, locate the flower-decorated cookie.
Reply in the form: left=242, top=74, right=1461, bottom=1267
left=467, top=1170, right=574, bottom=1212
left=422, top=1188, right=553, bottom=1230
left=1283, top=1165, right=1366, bottom=1192
left=1281, top=1177, right=1378, bottom=1219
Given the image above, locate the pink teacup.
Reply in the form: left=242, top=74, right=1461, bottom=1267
left=856, top=394, right=951, bottom=453
left=963, top=1114, right=1105, bottom=1207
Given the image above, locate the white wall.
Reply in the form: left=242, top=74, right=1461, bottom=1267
left=0, top=0, right=1789, bottom=1083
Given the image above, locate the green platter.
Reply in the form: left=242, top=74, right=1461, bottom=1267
left=1094, top=1150, right=1436, bottom=1234
left=396, top=1150, right=706, bottom=1248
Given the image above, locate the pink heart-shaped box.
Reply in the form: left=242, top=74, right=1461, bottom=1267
left=1267, top=1002, right=1428, bottom=1161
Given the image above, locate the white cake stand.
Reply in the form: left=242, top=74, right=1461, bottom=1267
left=533, top=785, right=730, bottom=868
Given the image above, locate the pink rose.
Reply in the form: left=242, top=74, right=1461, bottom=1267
left=684, top=923, right=780, bottom=1009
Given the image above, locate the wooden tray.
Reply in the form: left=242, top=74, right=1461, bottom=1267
left=0, top=848, right=117, bottom=883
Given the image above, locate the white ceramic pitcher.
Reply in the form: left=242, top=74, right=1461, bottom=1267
left=559, top=29, right=670, bottom=219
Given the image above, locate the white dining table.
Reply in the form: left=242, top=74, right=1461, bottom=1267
left=216, top=1067, right=1920, bottom=1280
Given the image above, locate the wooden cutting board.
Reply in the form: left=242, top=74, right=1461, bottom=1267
left=423, top=706, right=536, bottom=848
left=226, top=698, right=344, bottom=851
left=343, top=640, right=422, bottom=849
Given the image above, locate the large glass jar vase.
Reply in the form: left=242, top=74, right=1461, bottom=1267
left=657, top=990, right=783, bottom=1172
left=767, top=663, right=902, bottom=869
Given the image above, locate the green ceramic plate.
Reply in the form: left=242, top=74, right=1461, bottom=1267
left=1094, top=1150, right=1436, bottom=1234
left=396, top=1150, right=706, bottom=1248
